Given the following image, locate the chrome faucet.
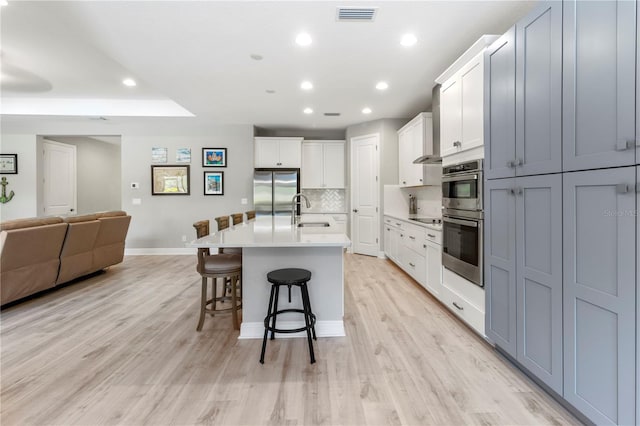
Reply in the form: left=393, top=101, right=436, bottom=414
left=291, top=193, right=311, bottom=224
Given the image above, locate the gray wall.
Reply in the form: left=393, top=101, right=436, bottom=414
left=0, top=135, right=38, bottom=221
left=44, top=137, right=122, bottom=215
left=345, top=118, right=408, bottom=247
left=122, top=127, right=254, bottom=249
left=1, top=117, right=254, bottom=250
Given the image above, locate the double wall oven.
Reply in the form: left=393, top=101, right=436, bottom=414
left=442, top=159, right=483, bottom=287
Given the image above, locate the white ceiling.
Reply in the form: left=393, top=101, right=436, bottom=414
left=1, top=1, right=535, bottom=131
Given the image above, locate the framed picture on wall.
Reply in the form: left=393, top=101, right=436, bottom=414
left=202, top=148, right=227, bottom=167
left=151, top=165, right=190, bottom=195
left=203, top=171, right=224, bottom=196
left=0, top=154, right=18, bottom=174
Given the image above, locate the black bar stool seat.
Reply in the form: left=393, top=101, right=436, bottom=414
left=260, top=268, right=317, bottom=364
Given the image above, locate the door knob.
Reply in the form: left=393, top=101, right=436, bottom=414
left=353, top=209, right=358, bottom=213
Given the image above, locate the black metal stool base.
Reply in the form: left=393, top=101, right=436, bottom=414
left=260, top=269, right=317, bottom=364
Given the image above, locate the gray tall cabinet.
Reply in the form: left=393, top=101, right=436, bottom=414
left=484, top=0, right=638, bottom=424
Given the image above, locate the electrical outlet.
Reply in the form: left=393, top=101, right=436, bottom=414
left=241, top=198, right=248, bottom=205
left=132, top=198, right=142, bottom=205
left=181, top=235, right=187, bottom=242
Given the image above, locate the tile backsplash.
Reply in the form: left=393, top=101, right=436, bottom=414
left=301, top=189, right=346, bottom=213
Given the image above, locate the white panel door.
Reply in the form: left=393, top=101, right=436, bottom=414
left=440, top=77, right=462, bottom=157
left=301, top=142, right=323, bottom=188
left=43, top=140, right=77, bottom=216
left=323, top=142, right=345, bottom=188
left=278, top=138, right=302, bottom=168
left=460, top=53, right=484, bottom=151
left=351, top=134, right=379, bottom=257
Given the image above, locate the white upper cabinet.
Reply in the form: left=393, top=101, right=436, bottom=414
left=254, top=137, right=302, bottom=168
left=437, top=36, right=499, bottom=159
left=301, top=140, right=345, bottom=188
left=398, top=112, right=436, bottom=186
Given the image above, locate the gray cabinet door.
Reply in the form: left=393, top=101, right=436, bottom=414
left=563, top=0, right=636, bottom=171
left=563, top=167, right=636, bottom=425
left=516, top=1, right=562, bottom=177
left=484, top=178, right=517, bottom=355
left=515, top=174, right=563, bottom=394
left=484, top=27, right=516, bottom=180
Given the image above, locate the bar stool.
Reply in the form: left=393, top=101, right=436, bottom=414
left=260, top=268, right=317, bottom=364
left=214, top=215, right=242, bottom=255
left=246, top=210, right=256, bottom=220
left=231, top=213, right=243, bottom=225
left=192, top=220, right=242, bottom=330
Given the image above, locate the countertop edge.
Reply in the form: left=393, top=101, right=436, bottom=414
left=383, top=213, right=443, bottom=231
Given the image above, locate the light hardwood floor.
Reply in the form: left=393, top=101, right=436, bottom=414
left=1, top=254, right=580, bottom=425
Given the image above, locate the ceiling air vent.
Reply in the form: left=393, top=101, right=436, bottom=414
left=324, top=112, right=341, bottom=117
left=336, top=7, right=378, bottom=22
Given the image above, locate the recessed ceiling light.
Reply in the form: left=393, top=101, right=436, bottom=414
left=250, top=54, right=263, bottom=61
left=122, top=78, right=136, bottom=87
left=0, top=1, right=8, bottom=6
left=295, top=33, right=312, bottom=46
left=362, top=107, right=372, bottom=114
left=376, top=81, right=389, bottom=90
left=303, top=107, right=313, bottom=114
left=266, top=89, right=276, bottom=94
left=300, top=81, right=313, bottom=90
left=400, top=34, right=417, bottom=47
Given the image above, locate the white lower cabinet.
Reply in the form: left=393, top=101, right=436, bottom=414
left=442, top=267, right=485, bottom=336
left=384, top=216, right=443, bottom=299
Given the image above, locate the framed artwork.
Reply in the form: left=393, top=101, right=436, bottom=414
left=204, top=171, right=224, bottom=196
left=0, top=154, right=18, bottom=174
left=202, top=148, right=227, bottom=167
left=175, top=148, right=191, bottom=163
left=151, top=147, right=168, bottom=163
left=151, top=165, right=190, bottom=195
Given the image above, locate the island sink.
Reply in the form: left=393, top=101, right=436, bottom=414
left=297, top=222, right=330, bottom=228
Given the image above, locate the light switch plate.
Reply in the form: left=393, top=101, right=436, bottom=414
left=131, top=182, right=140, bottom=189
left=241, top=198, right=248, bottom=205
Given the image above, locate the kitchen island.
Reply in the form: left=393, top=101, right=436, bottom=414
left=187, top=215, right=351, bottom=339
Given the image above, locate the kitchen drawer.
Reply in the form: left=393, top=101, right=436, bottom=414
left=442, top=268, right=485, bottom=335
left=440, top=284, right=485, bottom=336
left=425, top=228, right=442, bottom=245
left=400, top=244, right=426, bottom=286
left=404, top=224, right=425, bottom=254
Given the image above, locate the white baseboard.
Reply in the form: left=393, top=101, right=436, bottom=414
left=238, top=320, right=345, bottom=339
left=377, top=251, right=386, bottom=259
left=125, top=248, right=196, bottom=256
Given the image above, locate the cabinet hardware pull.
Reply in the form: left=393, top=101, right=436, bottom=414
left=396, top=223, right=401, bottom=226
left=506, top=160, right=515, bottom=168
left=353, top=209, right=359, bottom=213
left=453, top=141, right=461, bottom=148
left=616, top=139, right=636, bottom=151
left=419, top=179, right=423, bottom=182
left=423, top=244, right=427, bottom=248
left=409, top=262, right=415, bottom=267
left=616, top=184, right=631, bottom=194
left=409, top=236, right=415, bottom=240
left=427, top=233, right=436, bottom=238
left=452, top=302, right=464, bottom=311
left=516, top=158, right=523, bottom=167
left=509, top=188, right=515, bottom=195
left=516, top=187, right=523, bottom=195
left=400, top=234, right=404, bottom=237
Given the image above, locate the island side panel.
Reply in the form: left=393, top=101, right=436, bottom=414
left=240, top=246, right=345, bottom=339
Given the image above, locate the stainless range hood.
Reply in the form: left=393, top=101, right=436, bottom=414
left=413, top=83, right=442, bottom=164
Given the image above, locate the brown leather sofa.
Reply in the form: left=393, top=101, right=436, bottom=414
left=1, top=211, right=131, bottom=305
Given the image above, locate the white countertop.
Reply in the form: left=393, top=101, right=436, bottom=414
left=187, top=215, right=351, bottom=248
left=384, top=213, right=443, bottom=231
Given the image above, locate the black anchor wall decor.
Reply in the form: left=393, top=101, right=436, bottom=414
left=0, top=177, right=15, bottom=204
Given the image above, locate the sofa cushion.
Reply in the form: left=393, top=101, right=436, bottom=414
left=56, top=218, right=101, bottom=285
left=0, top=222, right=68, bottom=304
left=93, top=215, right=131, bottom=271
left=95, top=211, right=127, bottom=219
left=0, top=216, right=63, bottom=231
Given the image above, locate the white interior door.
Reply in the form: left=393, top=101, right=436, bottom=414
left=43, top=140, right=77, bottom=216
left=350, top=134, right=379, bottom=257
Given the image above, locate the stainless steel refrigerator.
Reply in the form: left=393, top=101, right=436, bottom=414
left=253, top=169, right=300, bottom=217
